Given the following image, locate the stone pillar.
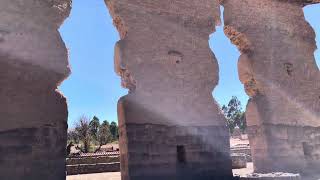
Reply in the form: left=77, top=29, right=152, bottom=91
left=106, top=0, right=233, bottom=179
left=221, top=0, right=320, bottom=174
left=0, top=0, right=71, bottom=179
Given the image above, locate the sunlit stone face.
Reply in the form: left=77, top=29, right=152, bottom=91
left=0, top=0, right=71, bottom=179
left=110, top=0, right=224, bottom=126
left=107, top=0, right=233, bottom=179
left=0, top=0, right=71, bottom=80
left=222, top=0, right=320, bottom=174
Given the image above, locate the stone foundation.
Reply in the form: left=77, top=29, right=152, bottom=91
left=119, top=123, right=232, bottom=180
left=66, top=162, right=120, bottom=175
left=66, top=156, right=120, bottom=165
left=248, top=125, right=320, bottom=173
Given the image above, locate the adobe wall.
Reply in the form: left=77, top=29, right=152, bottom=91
left=0, top=0, right=71, bottom=179
left=221, top=0, right=320, bottom=174
left=106, top=0, right=233, bottom=179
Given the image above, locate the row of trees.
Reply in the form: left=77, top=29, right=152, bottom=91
left=67, top=96, right=245, bottom=153
left=67, top=116, right=119, bottom=153
left=222, top=96, right=247, bottom=134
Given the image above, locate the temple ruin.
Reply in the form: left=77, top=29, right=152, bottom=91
left=0, top=0, right=319, bottom=179
left=221, top=0, right=320, bottom=174
left=0, top=0, right=71, bottom=179
left=107, top=0, right=233, bottom=179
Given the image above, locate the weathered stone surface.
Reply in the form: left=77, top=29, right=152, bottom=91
left=66, top=162, right=120, bottom=175
left=106, top=0, right=233, bottom=179
left=66, top=156, right=120, bottom=165
left=0, top=0, right=71, bottom=179
left=221, top=0, right=320, bottom=174
left=121, top=123, right=232, bottom=180
left=231, top=147, right=252, bottom=162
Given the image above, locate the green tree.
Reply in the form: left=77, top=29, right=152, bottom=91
left=74, top=116, right=91, bottom=153
left=234, top=111, right=246, bottom=133
left=67, top=129, right=79, bottom=144
left=98, top=120, right=112, bottom=146
left=89, top=116, right=100, bottom=141
left=110, top=121, right=119, bottom=141
left=222, top=96, right=247, bottom=133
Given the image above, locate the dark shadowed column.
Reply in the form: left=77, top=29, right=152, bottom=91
left=221, top=0, right=320, bottom=174
left=105, top=0, right=233, bottom=180
left=0, top=0, right=71, bottom=179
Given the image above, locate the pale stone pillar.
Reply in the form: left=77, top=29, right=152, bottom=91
left=106, top=0, right=233, bottom=179
left=0, top=0, right=71, bottom=179
left=221, top=0, right=320, bottom=174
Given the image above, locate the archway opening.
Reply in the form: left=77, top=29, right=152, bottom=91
left=58, top=0, right=125, bottom=177
left=304, top=4, right=320, bottom=69
left=209, top=6, right=250, bottom=175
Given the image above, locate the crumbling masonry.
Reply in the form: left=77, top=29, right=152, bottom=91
left=0, top=0, right=71, bottom=180
left=0, top=0, right=319, bottom=180
left=221, top=0, right=320, bottom=174
left=106, top=0, right=233, bottom=179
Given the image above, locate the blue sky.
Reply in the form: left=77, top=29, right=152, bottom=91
left=59, top=0, right=319, bottom=126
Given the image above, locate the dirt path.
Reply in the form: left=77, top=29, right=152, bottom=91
left=67, top=172, right=121, bottom=180
left=67, top=163, right=254, bottom=180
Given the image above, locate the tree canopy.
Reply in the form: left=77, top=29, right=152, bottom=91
left=222, top=96, right=247, bottom=134
left=110, top=121, right=119, bottom=141
left=89, top=116, right=100, bottom=141
left=67, top=115, right=119, bottom=154
left=98, top=120, right=112, bottom=146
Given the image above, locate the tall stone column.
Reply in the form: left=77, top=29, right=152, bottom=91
left=106, top=0, right=233, bottom=179
left=0, top=0, right=71, bottom=179
left=221, top=0, right=320, bottom=174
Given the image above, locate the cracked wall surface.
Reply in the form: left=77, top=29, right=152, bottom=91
left=106, top=0, right=233, bottom=179
left=0, top=0, right=71, bottom=179
left=221, top=0, right=320, bottom=174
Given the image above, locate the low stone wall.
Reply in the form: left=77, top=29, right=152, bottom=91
left=66, top=156, right=119, bottom=165
left=66, top=154, right=121, bottom=175
left=231, top=153, right=247, bottom=169
left=231, top=147, right=252, bottom=162
left=66, top=148, right=251, bottom=175
left=66, top=162, right=120, bottom=175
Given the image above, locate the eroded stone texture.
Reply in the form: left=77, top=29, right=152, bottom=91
left=221, top=0, right=320, bottom=174
left=0, top=0, right=71, bottom=179
left=106, top=0, right=233, bottom=179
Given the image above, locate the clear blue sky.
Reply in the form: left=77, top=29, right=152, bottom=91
left=59, top=0, right=319, bottom=126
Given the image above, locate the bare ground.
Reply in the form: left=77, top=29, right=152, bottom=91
left=67, top=163, right=254, bottom=180
left=67, top=172, right=121, bottom=180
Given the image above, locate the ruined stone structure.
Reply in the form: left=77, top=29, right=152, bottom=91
left=221, top=0, right=320, bottom=174
left=0, top=0, right=71, bottom=179
left=1, top=0, right=319, bottom=179
left=106, top=0, right=233, bottom=179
